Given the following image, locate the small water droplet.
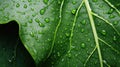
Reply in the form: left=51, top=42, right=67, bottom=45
left=57, top=52, right=60, bottom=57
left=44, top=18, right=50, bottom=23
left=81, top=43, right=86, bottom=48
left=67, top=53, right=71, bottom=58
left=81, top=28, right=85, bottom=33
left=113, top=36, right=117, bottom=41
left=109, top=14, right=115, bottom=19
left=71, top=9, right=76, bottom=15
left=23, top=4, right=27, bottom=8
left=28, top=0, right=31, bottom=2
left=57, top=0, right=61, bottom=4
left=101, top=30, right=106, bottom=36
left=8, top=59, right=12, bottom=63
left=87, top=38, right=90, bottom=42
left=113, top=21, right=118, bottom=25
left=43, top=0, right=49, bottom=4
left=81, top=20, right=86, bottom=25
left=40, top=8, right=45, bottom=15
left=108, top=9, right=114, bottom=14
left=92, top=0, right=98, bottom=2
left=39, top=22, right=45, bottom=27
left=72, top=1, right=76, bottom=5
left=29, top=19, right=33, bottom=23
left=35, top=18, right=40, bottom=23
left=30, top=32, right=34, bottom=37
left=16, top=3, right=20, bottom=8
left=65, top=33, right=70, bottom=37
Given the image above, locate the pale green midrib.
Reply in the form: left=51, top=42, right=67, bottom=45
left=91, top=12, right=120, bottom=36
left=84, top=0, right=103, bottom=67
left=47, top=0, right=65, bottom=58
left=68, top=0, right=84, bottom=53
left=104, top=0, right=120, bottom=15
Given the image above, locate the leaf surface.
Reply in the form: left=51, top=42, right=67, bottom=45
left=0, top=0, right=120, bottom=67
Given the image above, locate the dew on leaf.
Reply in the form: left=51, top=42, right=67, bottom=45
left=8, top=59, right=12, bottom=63
left=40, top=8, right=45, bottom=15
left=81, top=28, right=85, bottom=33
left=57, top=52, right=60, bottom=57
left=29, top=19, right=33, bottom=23
left=81, top=20, right=86, bottom=25
left=16, top=3, right=20, bottom=8
left=113, top=36, right=117, bottom=41
left=108, top=8, right=114, bottom=14
left=92, top=0, right=98, bottom=2
left=23, top=4, right=27, bottom=8
left=43, top=0, right=49, bottom=4
left=39, top=22, right=45, bottom=27
left=65, top=33, right=70, bottom=37
left=101, top=30, right=106, bottom=36
left=113, top=21, right=118, bottom=25
left=30, top=32, right=34, bottom=37
left=28, top=0, right=31, bottom=2
left=35, top=18, right=40, bottom=23
left=72, top=1, right=76, bottom=5
left=109, top=14, right=115, bottom=19
left=87, top=38, right=90, bottom=42
left=44, top=18, right=50, bottom=23
left=71, top=9, right=76, bottom=15
left=67, top=53, right=71, bottom=58
left=81, top=43, right=86, bottom=48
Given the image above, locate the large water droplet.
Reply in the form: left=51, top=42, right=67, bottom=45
left=101, top=30, right=106, bottom=36
left=81, top=43, right=86, bottom=48
left=40, top=8, right=45, bottom=15
left=16, top=3, right=20, bottom=8
left=39, top=23, right=45, bottom=27
left=23, top=4, right=27, bottom=8
left=71, top=9, right=76, bottom=15
left=43, top=0, right=49, bottom=4
left=35, top=18, right=40, bottom=23
left=44, top=18, right=50, bottom=23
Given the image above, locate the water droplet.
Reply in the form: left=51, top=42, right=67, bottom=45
left=72, top=1, right=76, bottom=5
left=113, top=21, right=118, bottom=25
left=40, top=8, right=45, bottom=15
left=101, top=30, right=106, bottom=36
left=43, top=0, right=49, bottom=4
left=29, top=19, right=33, bottom=23
left=32, top=13, right=36, bottom=17
left=23, top=4, right=27, bottom=8
left=16, top=3, right=20, bottom=8
left=8, top=59, right=12, bottom=63
left=108, top=9, right=114, bottom=14
left=92, top=0, right=98, bottom=2
left=65, top=33, right=70, bottom=37
left=28, top=0, right=31, bottom=2
left=81, top=20, right=86, bottom=25
left=71, top=9, right=76, bottom=15
left=113, top=36, right=117, bottom=41
left=44, top=18, right=50, bottom=23
left=87, top=38, right=90, bottom=42
left=67, top=53, right=71, bottom=58
left=39, top=22, right=45, bottom=27
left=30, top=32, right=34, bottom=37
left=81, top=43, right=86, bottom=48
left=109, top=14, right=115, bottom=19
left=57, top=0, right=61, bottom=4
left=81, top=28, right=85, bottom=33
left=57, top=52, right=60, bottom=57
left=35, top=18, right=40, bottom=23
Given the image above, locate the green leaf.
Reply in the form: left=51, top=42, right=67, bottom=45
left=0, top=22, right=35, bottom=67
left=0, top=0, right=120, bottom=67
